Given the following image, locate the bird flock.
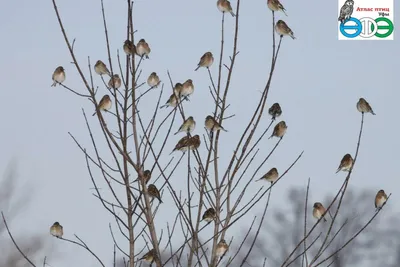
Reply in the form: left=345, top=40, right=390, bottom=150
left=48, top=0, right=387, bottom=264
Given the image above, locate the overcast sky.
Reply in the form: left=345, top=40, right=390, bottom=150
left=0, top=0, right=399, bottom=266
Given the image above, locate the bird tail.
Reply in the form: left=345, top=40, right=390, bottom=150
left=323, top=217, right=327, bottom=222
left=194, top=65, right=200, bottom=71
left=290, top=33, right=296, bottom=39
left=282, top=9, right=288, bottom=16
left=221, top=127, right=228, bottom=132
left=92, top=110, right=97, bottom=116
left=230, top=11, right=235, bottom=17
left=159, top=104, right=167, bottom=109
left=169, top=149, right=175, bottom=155
left=268, top=135, right=273, bottom=139
left=371, top=110, right=376, bottom=115
left=51, top=81, right=57, bottom=87
left=335, top=167, right=341, bottom=174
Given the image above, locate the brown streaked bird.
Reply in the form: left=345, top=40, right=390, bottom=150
left=256, top=167, right=279, bottom=184
left=108, top=74, right=122, bottom=89
left=313, top=202, right=327, bottom=222
left=147, top=184, right=162, bottom=203
left=181, top=79, right=194, bottom=99
left=123, top=39, right=136, bottom=55
left=268, top=103, right=282, bottom=120
left=217, top=0, right=236, bottom=17
left=143, top=170, right=152, bottom=184
left=174, top=116, right=196, bottom=135
left=93, top=95, right=112, bottom=116
left=188, top=135, right=201, bottom=150
left=160, top=94, right=178, bottom=109
left=136, top=39, right=151, bottom=59
left=147, top=72, right=160, bottom=88
left=138, top=248, right=156, bottom=263
left=375, top=189, right=388, bottom=211
left=51, top=66, right=65, bottom=87
left=216, top=239, right=229, bottom=258
left=50, top=222, right=63, bottom=238
left=202, top=208, right=216, bottom=222
left=275, top=20, right=296, bottom=39
left=205, top=115, right=227, bottom=132
left=173, top=82, right=184, bottom=97
left=269, top=121, right=287, bottom=139
left=267, top=0, right=287, bottom=15
left=195, top=52, right=214, bottom=71
left=94, top=60, right=111, bottom=76
left=357, top=97, right=376, bottom=115
left=335, top=153, right=353, bottom=173
left=170, top=135, right=200, bottom=154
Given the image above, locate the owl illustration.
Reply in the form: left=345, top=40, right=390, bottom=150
left=338, top=0, right=354, bottom=23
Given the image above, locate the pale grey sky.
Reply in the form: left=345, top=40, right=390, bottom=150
left=0, top=0, right=399, bottom=266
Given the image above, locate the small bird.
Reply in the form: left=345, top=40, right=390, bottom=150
left=173, top=83, right=184, bottom=97
left=94, top=60, right=111, bottom=76
left=160, top=94, right=178, bottom=109
left=267, top=0, right=287, bottom=15
left=268, top=103, right=282, bottom=120
left=174, top=116, right=196, bottom=135
left=50, top=222, right=63, bottom=238
left=195, top=52, right=214, bottom=71
left=51, top=66, right=66, bottom=87
left=143, top=170, right=152, bottom=184
left=138, top=248, right=156, bottom=263
left=275, top=20, right=296, bottom=39
left=202, top=208, right=216, bottom=222
left=205, top=115, right=227, bottom=132
left=217, top=0, right=236, bottom=17
left=313, top=202, right=327, bottom=222
left=181, top=79, right=195, bottom=99
left=357, top=98, right=376, bottom=115
left=170, top=135, right=200, bottom=154
left=216, top=239, right=229, bottom=258
left=93, top=95, right=112, bottom=116
left=136, top=39, right=151, bottom=59
left=147, top=72, right=160, bottom=88
left=375, top=189, right=388, bottom=211
left=256, top=167, right=279, bottom=184
left=108, top=74, right=122, bottom=89
left=147, top=184, right=162, bottom=203
left=123, top=40, right=136, bottom=55
left=335, top=153, right=353, bottom=173
left=269, top=121, right=287, bottom=139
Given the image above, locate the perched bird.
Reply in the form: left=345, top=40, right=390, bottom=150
left=357, top=98, right=376, bottom=115
left=268, top=103, right=282, bottom=120
left=269, top=121, right=287, bottom=139
left=50, top=222, right=63, bottom=238
left=136, top=39, right=151, bottom=59
left=275, top=20, right=296, bottom=39
left=173, top=83, right=184, bottom=97
left=313, top=202, right=327, bottom=222
left=195, top=52, right=214, bottom=71
left=216, top=239, right=229, bottom=258
left=181, top=79, right=195, bottom=99
left=170, top=135, right=200, bottom=154
left=335, top=153, right=353, bottom=173
left=267, top=0, right=287, bottom=16
left=138, top=249, right=156, bottom=263
left=338, top=0, right=354, bottom=23
left=108, top=74, right=121, bottom=89
left=256, top=167, right=279, bottom=184
left=147, top=184, right=162, bottom=203
left=202, top=208, right=216, bottom=222
left=143, top=170, right=152, bottom=184
left=174, top=116, right=196, bottom=135
left=51, top=66, right=65, bottom=87
left=160, top=94, right=178, bottom=109
left=123, top=40, right=136, bottom=55
left=93, top=95, right=112, bottom=116
left=217, top=0, right=235, bottom=17
left=375, top=189, right=388, bottom=211
left=94, top=60, right=111, bottom=76
left=205, top=115, right=227, bottom=132
left=147, top=72, right=160, bottom=88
